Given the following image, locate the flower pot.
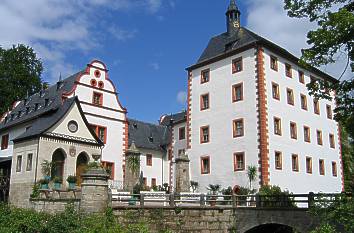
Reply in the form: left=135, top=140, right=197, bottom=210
left=68, top=182, right=76, bottom=189
left=40, top=183, right=49, bottom=189
left=54, top=183, right=61, bottom=190
left=128, top=197, right=137, bottom=206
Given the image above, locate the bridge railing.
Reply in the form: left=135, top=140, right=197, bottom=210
left=110, top=192, right=352, bottom=209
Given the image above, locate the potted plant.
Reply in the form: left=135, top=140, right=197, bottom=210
left=41, top=160, right=53, bottom=180
left=66, top=175, right=77, bottom=189
left=207, top=184, right=221, bottom=206
left=221, top=186, right=233, bottom=205
left=53, top=176, right=62, bottom=189
left=39, top=178, right=50, bottom=189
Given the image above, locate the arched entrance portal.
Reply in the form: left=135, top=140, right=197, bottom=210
left=51, top=149, right=66, bottom=179
left=245, top=224, right=295, bottom=233
left=76, top=152, right=89, bottom=186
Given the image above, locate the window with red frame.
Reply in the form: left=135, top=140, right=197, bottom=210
left=179, top=127, right=186, bottom=140
left=232, top=57, right=243, bottom=73
left=90, top=125, right=107, bottom=144
left=274, top=117, right=282, bottom=136
left=143, top=177, right=147, bottom=186
left=292, top=154, right=299, bottom=172
left=234, top=152, right=245, bottom=171
left=233, top=119, right=244, bottom=138
left=306, top=157, right=312, bottom=174
left=298, top=71, right=305, bottom=84
left=201, top=69, right=210, bottom=84
left=275, top=151, right=282, bottom=170
left=200, top=126, right=210, bottom=143
left=232, top=83, right=243, bottom=102
left=200, top=94, right=210, bottom=110
left=270, top=56, right=278, bottom=71
left=304, top=126, right=311, bottom=142
left=151, top=178, right=157, bottom=187
left=332, top=162, right=337, bottom=177
left=201, top=156, right=210, bottom=174
left=286, top=88, right=294, bottom=105
left=313, top=99, right=320, bottom=115
left=329, top=134, right=335, bottom=148
left=92, top=92, right=103, bottom=106
left=101, top=161, right=114, bottom=179
left=146, top=154, right=152, bottom=166
left=290, top=122, right=297, bottom=139
left=285, top=63, right=292, bottom=78
left=319, top=159, right=325, bottom=175
left=317, top=130, right=323, bottom=145
left=326, top=105, right=333, bottom=119
left=1, top=134, right=9, bottom=150
left=300, top=94, right=308, bottom=110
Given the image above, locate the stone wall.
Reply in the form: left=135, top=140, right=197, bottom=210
left=29, top=199, right=80, bottom=214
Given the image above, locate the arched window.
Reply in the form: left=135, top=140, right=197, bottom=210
left=51, top=149, right=66, bottom=179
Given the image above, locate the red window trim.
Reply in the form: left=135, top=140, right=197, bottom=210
left=326, top=105, right=333, bottom=119
left=201, top=69, right=210, bottom=84
left=274, top=151, right=282, bottom=170
left=232, top=82, right=243, bottom=102
left=313, top=99, right=320, bottom=115
left=319, top=159, right=325, bottom=175
left=306, top=157, right=313, bottom=174
left=151, top=178, right=157, bottom=187
left=272, top=82, right=280, bottom=100
left=304, top=126, right=311, bottom=143
left=1, top=134, right=9, bottom=150
left=316, top=130, right=323, bottom=145
left=285, top=63, right=292, bottom=78
left=200, top=93, right=210, bottom=111
left=232, top=57, right=243, bottom=73
left=292, top=154, right=299, bottom=172
left=329, top=134, right=335, bottom=148
left=290, top=122, right=297, bottom=139
left=332, top=161, right=337, bottom=177
left=200, top=125, right=210, bottom=144
left=146, top=154, right=153, bottom=166
left=298, top=70, right=305, bottom=84
left=300, top=94, right=308, bottom=110
left=179, top=127, right=186, bottom=140
left=90, top=124, right=107, bottom=144
left=270, top=56, right=278, bottom=71
left=200, top=156, right=210, bottom=174
left=92, top=91, right=103, bottom=106
left=286, top=88, right=294, bottom=105
left=274, top=117, right=282, bottom=136
left=232, top=118, right=244, bottom=138
left=101, top=160, right=115, bottom=179
left=234, top=152, right=245, bottom=171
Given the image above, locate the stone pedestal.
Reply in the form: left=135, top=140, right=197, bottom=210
left=124, top=142, right=141, bottom=191
left=175, top=153, right=190, bottom=193
left=80, top=167, right=109, bottom=213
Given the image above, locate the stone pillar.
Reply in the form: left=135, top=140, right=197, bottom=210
left=124, top=142, right=141, bottom=191
left=80, top=165, right=110, bottom=213
left=175, top=153, right=190, bottom=193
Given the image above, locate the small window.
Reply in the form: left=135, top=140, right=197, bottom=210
left=286, top=88, right=294, bottom=105
left=300, top=94, right=308, bottom=110
left=143, top=177, right=147, bottom=186
left=178, top=149, right=185, bottom=157
left=26, top=153, right=33, bottom=171
left=232, top=83, right=243, bottom=102
left=306, top=157, right=312, bottom=174
left=313, top=99, right=320, bottom=115
left=179, top=127, right=186, bottom=140
left=146, top=154, right=152, bottom=166
left=317, top=130, right=323, bottom=145
left=200, top=93, right=210, bottom=110
left=329, top=134, right=335, bottom=148
left=270, top=56, right=278, bottom=71
left=274, top=117, right=282, bottom=136
left=201, top=156, right=210, bottom=174
left=1, top=134, right=9, bottom=150
left=326, top=105, right=332, bottom=119
left=285, top=63, right=292, bottom=78
left=272, top=83, right=280, bottom=100
left=201, top=69, right=210, bottom=84
left=304, top=126, right=311, bottom=143
left=290, top=122, right=297, bottom=139
left=275, top=151, right=282, bottom=170
left=232, top=57, right=243, bottom=73
left=200, top=126, right=210, bottom=143
left=98, top=126, right=107, bottom=144
left=92, top=92, right=103, bottom=106
left=234, top=152, right=245, bottom=171
left=34, top=103, right=39, bottom=111
left=332, top=162, right=337, bottom=177
left=101, top=161, right=115, bottom=179
left=233, top=119, right=244, bottom=138
left=319, top=159, right=325, bottom=175
left=298, top=71, right=305, bottom=84
left=292, top=154, right=299, bottom=172
left=151, top=178, right=157, bottom=187
left=16, top=155, right=22, bottom=172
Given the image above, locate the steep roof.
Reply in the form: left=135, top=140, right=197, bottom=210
left=160, top=111, right=187, bottom=126
left=187, top=27, right=338, bottom=83
left=128, top=118, right=171, bottom=152
left=0, top=71, right=83, bottom=132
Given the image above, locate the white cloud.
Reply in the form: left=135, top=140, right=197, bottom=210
left=108, top=27, right=138, bottom=41
left=246, top=0, right=350, bottom=79
left=149, top=62, right=160, bottom=71
left=177, top=91, right=187, bottom=105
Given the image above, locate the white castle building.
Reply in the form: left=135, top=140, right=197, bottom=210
left=0, top=1, right=343, bottom=204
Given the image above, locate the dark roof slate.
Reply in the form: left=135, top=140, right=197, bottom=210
left=128, top=118, right=171, bottom=152
left=160, top=111, right=187, bottom=126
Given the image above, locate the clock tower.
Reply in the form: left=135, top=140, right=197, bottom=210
left=226, top=0, right=241, bottom=35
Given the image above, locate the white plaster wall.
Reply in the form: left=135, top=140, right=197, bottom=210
left=264, top=48, right=342, bottom=193
left=188, top=48, right=260, bottom=193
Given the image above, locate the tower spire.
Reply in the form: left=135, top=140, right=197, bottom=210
left=226, top=0, right=241, bottom=34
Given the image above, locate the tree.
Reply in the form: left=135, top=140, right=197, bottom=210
left=0, top=44, right=43, bottom=115
left=247, top=165, right=257, bottom=191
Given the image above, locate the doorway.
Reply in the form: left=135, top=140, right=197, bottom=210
left=76, top=152, right=89, bottom=186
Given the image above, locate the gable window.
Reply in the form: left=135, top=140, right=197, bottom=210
left=234, top=152, right=245, bottom=171
left=272, top=82, right=280, bottom=100
left=290, top=122, right=297, bottom=139
left=329, top=134, right=335, bottom=148
left=270, top=56, right=278, bottom=71
left=326, top=105, right=332, bottom=119
left=304, top=126, right=311, bottom=142
left=16, top=155, right=22, bottom=172
left=233, top=119, right=244, bottom=138
left=101, top=161, right=114, bottom=179
left=306, top=157, right=312, bottom=174
left=332, top=162, right=337, bottom=177
left=275, top=151, right=282, bottom=170
left=285, top=63, right=292, bottom=78
left=232, top=57, right=243, bottom=73
left=26, top=153, right=33, bottom=171
left=292, top=154, right=299, bottom=172
left=319, top=159, right=325, bottom=175
left=300, top=94, right=308, bottom=110
left=200, top=93, right=209, bottom=110
left=201, top=156, right=210, bottom=174
left=146, top=154, right=152, bottom=166
left=274, top=117, right=282, bottom=136
left=92, top=92, right=103, bottom=106
left=232, top=83, right=243, bottom=102
left=200, top=126, right=210, bottom=143
left=317, top=130, right=323, bottom=145
left=91, top=125, right=107, bottom=144
left=298, top=71, right=305, bottom=84
left=201, top=69, right=210, bottom=84
left=1, top=134, right=9, bottom=150
left=286, top=88, right=294, bottom=105
left=313, top=99, right=320, bottom=115
left=179, top=127, right=186, bottom=140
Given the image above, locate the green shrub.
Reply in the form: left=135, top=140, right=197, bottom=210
left=258, top=185, right=295, bottom=208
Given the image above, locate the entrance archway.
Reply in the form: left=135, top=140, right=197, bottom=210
left=51, top=149, right=66, bottom=179
left=76, top=152, right=89, bottom=186
left=245, top=224, right=295, bottom=233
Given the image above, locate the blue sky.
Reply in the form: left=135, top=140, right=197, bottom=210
left=0, top=0, right=349, bottom=123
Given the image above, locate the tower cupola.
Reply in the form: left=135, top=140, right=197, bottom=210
left=226, top=0, right=241, bottom=35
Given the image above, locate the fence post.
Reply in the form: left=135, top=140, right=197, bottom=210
left=232, top=194, right=237, bottom=208
left=140, top=193, right=145, bottom=207
left=169, top=193, right=175, bottom=207
left=200, top=194, right=206, bottom=206
left=255, top=194, right=260, bottom=208
left=308, top=192, right=314, bottom=208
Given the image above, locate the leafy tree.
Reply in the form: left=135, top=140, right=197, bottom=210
left=247, top=165, right=257, bottom=190
left=0, top=44, right=43, bottom=115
